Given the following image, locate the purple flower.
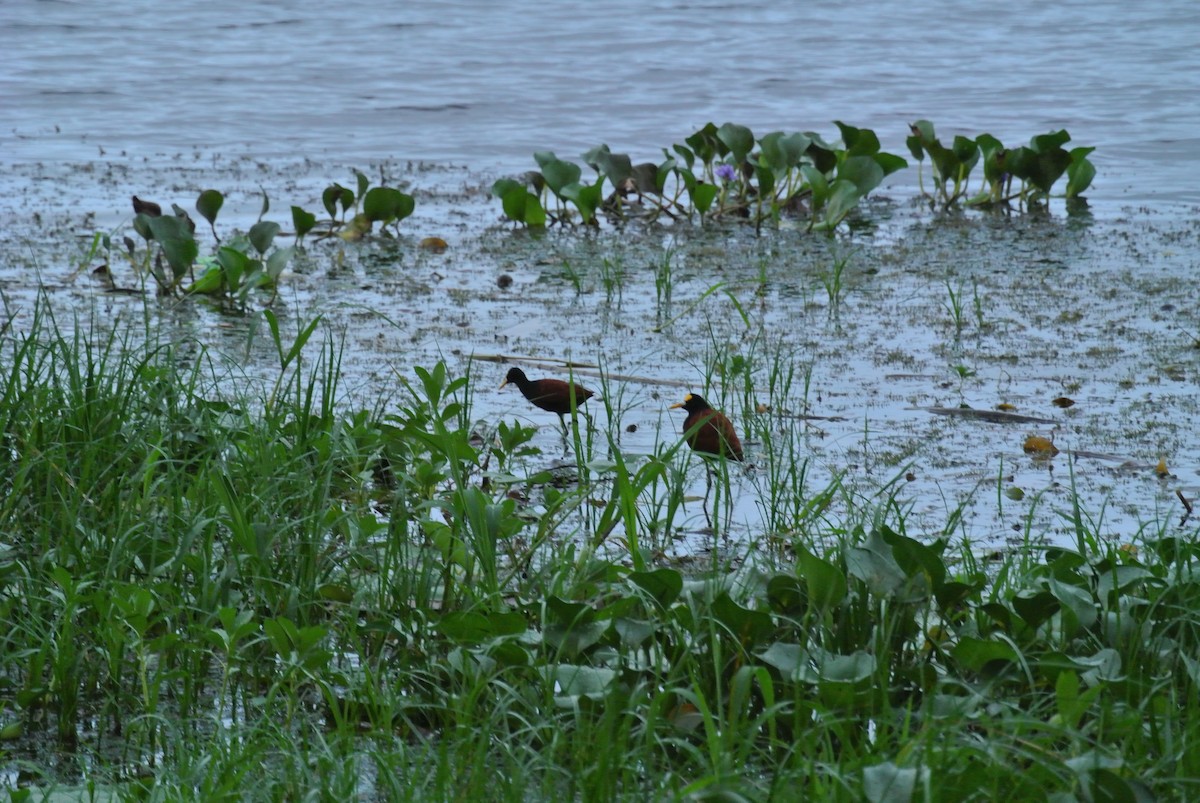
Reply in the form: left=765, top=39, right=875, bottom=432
left=715, top=164, right=736, bottom=182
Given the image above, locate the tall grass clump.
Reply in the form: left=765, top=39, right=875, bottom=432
left=3, top=300, right=1200, bottom=800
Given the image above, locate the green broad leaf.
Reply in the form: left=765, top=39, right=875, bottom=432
left=670, top=142, right=695, bottom=170
left=685, top=122, right=722, bottom=163
left=872, top=152, right=908, bottom=177
left=1049, top=577, right=1098, bottom=633
left=1030, top=129, right=1072, bottom=153
left=905, top=133, right=925, bottom=163
left=560, top=179, right=603, bottom=223
left=437, top=610, right=526, bottom=643
left=322, top=184, right=355, bottom=219
left=817, top=650, right=876, bottom=683
left=534, top=152, right=581, bottom=196
left=216, top=245, right=252, bottom=290
left=257, top=186, right=270, bottom=221
left=187, top=265, right=224, bottom=295
left=1029, top=149, right=1074, bottom=194
left=629, top=568, right=683, bottom=609
left=266, top=245, right=293, bottom=283
left=549, top=664, right=616, bottom=698
left=354, top=170, right=370, bottom=199
left=363, top=186, right=414, bottom=224
left=145, top=215, right=198, bottom=280
left=196, top=189, right=223, bottom=226
left=805, top=139, right=838, bottom=174
left=821, top=179, right=864, bottom=229
left=491, top=178, right=523, bottom=200
left=801, top=165, right=830, bottom=209
left=766, top=574, right=807, bottom=615
left=1066, top=148, right=1096, bottom=198
left=583, top=144, right=633, bottom=189
left=758, top=131, right=810, bottom=173
left=758, top=642, right=810, bottom=679
left=846, top=531, right=907, bottom=596
left=291, top=206, right=316, bottom=240
left=952, top=636, right=1020, bottom=672
left=755, top=162, right=775, bottom=198
left=689, top=181, right=717, bottom=215
left=910, top=119, right=937, bottom=146
left=794, top=545, right=847, bottom=612
left=1012, top=589, right=1060, bottom=630
left=838, top=155, right=885, bottom=195
left=880, top=528, right=947, bottom=588
left=834, top=121, right=880, bottom=157
left=862, top=761, right=918, bottom=803
left=522, top=192, right=547, bottom=226
left=951, top=135, right=980, bottom=171
left=717, top=122, right=754, bottom=164
left=712, top=593, right=775, bottom=648
left=248, top=220, right=280, bottom=255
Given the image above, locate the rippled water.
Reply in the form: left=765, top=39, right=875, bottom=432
left=4, top=0, right=1200, bottom=209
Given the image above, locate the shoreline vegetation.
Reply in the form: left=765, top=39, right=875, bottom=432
left=1, top=300, right=1196, bottom=800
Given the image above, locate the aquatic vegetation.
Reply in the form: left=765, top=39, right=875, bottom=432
left=907, top=120, right=1096, bottom=210
left=495, top=120, right=907, bottom=231
left=98, top=169, right=416, bottom=310
left=0, top=305, right=1196, bottom=800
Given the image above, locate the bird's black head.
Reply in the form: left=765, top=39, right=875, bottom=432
left=671, top=393, right=711, bottom=413
left=501, top=366, right=529, bottom=389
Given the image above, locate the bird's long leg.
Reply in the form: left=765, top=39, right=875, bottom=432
left=703, top=467, right=714, bottom=530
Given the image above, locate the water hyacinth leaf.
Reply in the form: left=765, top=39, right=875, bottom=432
left=1030, top=129, right=1072, bottom=154
left=758, top=642, right=810, bottom=680
left=862, top=762, right=919, bottom=803
left=873, top=151, right=908, bottom=177
left=802, top=165, right=830, bottom=210
left=491, top=177, right=523, bottom=200
left=291, top=205, right=316, bottom=242
left=671, top=142, right=696, bottom=170
left=266, top=245, right=293, bottom=283
left=1066, top=147, right=1096, bottom=198
left=133, top=213, right=154, bottom=242
left=248, top=221, right=280, bottom=255
left=685, top=122, right=723, bottom=163
left=766, top=574, right=806, bottom=615
left=952, top=636, right=1019, bottom=672
left=821, top=180, right=864, bottom=229
left=689, top=180, right=717, bottom=215
left=629, top=568, right=683, bottom=609
left=717, top=122, right=754, bottom=164
left=712, top=593, right=775, bottom=648
left=818, top=650, right=876, bottom=683
left=759, top=131, right=810, bottom=173
left=323, top=184, right=355, bottom=219
left=881, top=528, right=947, bottom=589
left=846, top=532, right=907, bottom=596
left=795, top=545, right=847, bottom=612
left=354, top=170, right=370, bottom=200
left=1049, top=577, right=1098, bottom=633
left=549, top=664, right=616, bottom=699
left=363, top=186, right=414, bottom=224
left=1013, top=589, right=1060, bottom=630
left=560, top=179, right=603, bottom=223
left=805, top=138, right=838, bottom=174
left=196, top=189, right=223, bottom=226
left=952, top=135, right=980, bottom=171
left=145, top=215, right=198, bottom=279
left=834, top=121, right=881, bottom=157
left=582, top=144, right=633, bottom=188
left=217, top=246, right=252, bottom=290
left=754, top=162, right=776, bottom=199
left=187, top=266, right=223, bottom=295
left=534, top=152, right=581, bottom=196
left=257, top=187, right=270, bottom=221
left=437, top=610, right=526, bottom=643
left=838, top=155, right=885, bottom=195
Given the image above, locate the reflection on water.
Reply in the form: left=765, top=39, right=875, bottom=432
left=3, top=0, right=1199, bottom=209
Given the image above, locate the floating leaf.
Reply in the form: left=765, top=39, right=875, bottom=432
left=1023, top=435, right=1059, bottom=457
left=196, top=189, right=223, bottom=227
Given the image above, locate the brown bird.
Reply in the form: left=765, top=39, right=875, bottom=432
left=670, top=393, right=743, bottom=461
left=131, top=195, right=162, bottom=217
left=500, top=367, right=594, bottom=434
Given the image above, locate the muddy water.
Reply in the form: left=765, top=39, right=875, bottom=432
left=3, top=0, right=1200, bottom=210
left=3, top=0, right=1200, bottom=553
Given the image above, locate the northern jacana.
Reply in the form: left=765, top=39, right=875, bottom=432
left=500, top=367, right=594, bottom=435
left=670, top=393, right=743, bottom=462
